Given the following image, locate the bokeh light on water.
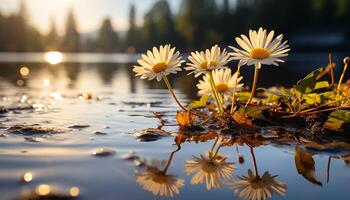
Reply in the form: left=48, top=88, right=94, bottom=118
left=45, top=51, right=63, bottom=65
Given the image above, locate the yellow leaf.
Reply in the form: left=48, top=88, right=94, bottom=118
left=189, top=95, right=209, bottom=109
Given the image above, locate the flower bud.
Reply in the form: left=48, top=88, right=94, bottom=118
left=344, top=57, right=350, bottom=65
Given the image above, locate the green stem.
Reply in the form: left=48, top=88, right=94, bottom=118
left=163, top=75, right=187, bottom=111
left=209, top=72, right=224, bottom=113
left=245, top=64, right=260, bottom=107
left=337, top=62, right=348, bottom=99
left=231, top=66, right=241, bottom=113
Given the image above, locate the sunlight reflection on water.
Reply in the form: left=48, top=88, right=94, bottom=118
left=0, top=54, right=349, bottom=200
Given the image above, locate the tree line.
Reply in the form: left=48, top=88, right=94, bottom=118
left=0, top=0, right=349, bottom=52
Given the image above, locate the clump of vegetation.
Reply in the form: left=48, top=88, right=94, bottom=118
left=133, top=28, right=350, bottom=135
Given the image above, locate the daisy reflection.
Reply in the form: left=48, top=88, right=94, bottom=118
left=135, top=145, right=184, bottom=198
left=229, top=146, right=286, bottom=200
left=230, top=169, right=286, bottom=200
left=185, top=137, right=234, bottom=190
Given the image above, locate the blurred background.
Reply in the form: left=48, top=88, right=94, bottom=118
left=0, top=0, right=349, bottom=100
left=0, top=0, right=349, bottom=53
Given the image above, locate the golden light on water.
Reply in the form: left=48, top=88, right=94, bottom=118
left=43, top=78, right=50, bottom=87
left=23, top=172, right=33, bottom=182
left=20, top=66, right=30, bottom=76
left=35, top=184, right=51, bottom=196
left=45, top=51, right=63, bottom=64
left=70, top=186, right=80, bottom=197
left=16, top=79, right=24, bottom=86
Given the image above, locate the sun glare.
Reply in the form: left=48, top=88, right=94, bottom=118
left=45, top=51, right=63, bottom=64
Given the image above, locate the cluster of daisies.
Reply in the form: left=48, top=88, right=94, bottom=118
left=133, top=28, right=290, bottom=113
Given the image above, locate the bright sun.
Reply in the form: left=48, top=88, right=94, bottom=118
left=45, top=51, right=63, bottom=64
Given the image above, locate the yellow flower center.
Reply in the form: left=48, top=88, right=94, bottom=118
left=250, top=48, right=270, bottom=60
left=200, top=61, right=217, bottom=69
left=216, top=83, right=229, bottom=93
left=152, top=62, right=168, bottom=73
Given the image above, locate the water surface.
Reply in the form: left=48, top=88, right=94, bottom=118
left=0, top=53, right=349, bottom=200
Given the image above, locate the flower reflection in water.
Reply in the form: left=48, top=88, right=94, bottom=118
left=229, top=147, right=286, bottom=200
left=135, top=145, right=184, bottom=197
left=136, top=167, right=184, bottom=197
left=185, top=137, right=234, bottom=190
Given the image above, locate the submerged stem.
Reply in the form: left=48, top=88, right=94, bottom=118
left=163, top=75, right=187, bottom=111
left=231, top=66, right=241, bottom=113
left=245, top=64, right=260, bottom=107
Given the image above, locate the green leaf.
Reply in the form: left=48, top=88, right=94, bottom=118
left=294, top=68, right=323, bottom=94
left=324, top=110, right=350, bottom=131
left=239, top=106, right=267, bottom=120
left=189, top=95, right=209, bottom=109
left=314, top=81, right=330, bottom=90
left=235, top=92, right=251, bottom=102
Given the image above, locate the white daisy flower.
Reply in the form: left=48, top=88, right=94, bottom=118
left=133, top=44, right=184, bottom=82
left=197, top=68, right=244, bottom=103
left=186, top=45, right=231, bottom=77
left=229, top=27, right=290, bottom=68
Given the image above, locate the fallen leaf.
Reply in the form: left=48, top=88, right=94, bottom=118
left=294, top=146, right=322, bottom=186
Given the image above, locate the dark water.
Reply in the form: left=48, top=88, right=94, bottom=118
left=0, top=52, right=349, bottom=200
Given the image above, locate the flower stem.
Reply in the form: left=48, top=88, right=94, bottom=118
left=249, top=146, right=259, bottom=176
left=245, top=64, right=260, bottom=107
left=328, top=53, right=335, bottom=86
left=162, top=144, right=181, bottom=174
left=326, top=156, right=331, bottom=183
left=209, top=72, right=224, bottom=113
left=209, top=136, right=219, bottom=159
left=336, top=62, right=348, bottom=100
left=231, top=66, right=241, bottom=113
left=163, top=75, right=187, bottom=111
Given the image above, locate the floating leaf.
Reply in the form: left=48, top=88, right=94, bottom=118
left=189, top=95, right=209, bottom=109
left=133, top=128, right=171, bottom=142
left=294, top=146, right=322, bottom=186
left=232, top=112, right=252, bottom=126
left=324, top=110, right=350, bottom=131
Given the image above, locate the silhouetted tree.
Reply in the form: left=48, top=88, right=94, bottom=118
left=62, top=9, right=79, bottom=52
left=176, top=0, right=219, bottom=50
left=45, top=17, right=60, bottom=50
left=125, top=4, right=139, bottom=51
left=142, top=0, right=181, bottom=50
left=96, top=18, right=119, bottom=52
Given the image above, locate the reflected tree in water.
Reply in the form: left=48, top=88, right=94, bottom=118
left=135, top=145, right=184, bottom=197
left=185, top=136, right=234, bottom=190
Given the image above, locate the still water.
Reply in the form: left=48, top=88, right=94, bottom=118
left=0, top=52, right=349, bottom=200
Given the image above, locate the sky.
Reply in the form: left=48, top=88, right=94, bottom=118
left=0, top=0, right=181, bottom=35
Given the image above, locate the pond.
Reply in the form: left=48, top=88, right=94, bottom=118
left=0, top=52, right=349, bottom=200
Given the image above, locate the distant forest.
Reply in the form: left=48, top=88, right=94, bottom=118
left=0, top=0, right=349, bottom=52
